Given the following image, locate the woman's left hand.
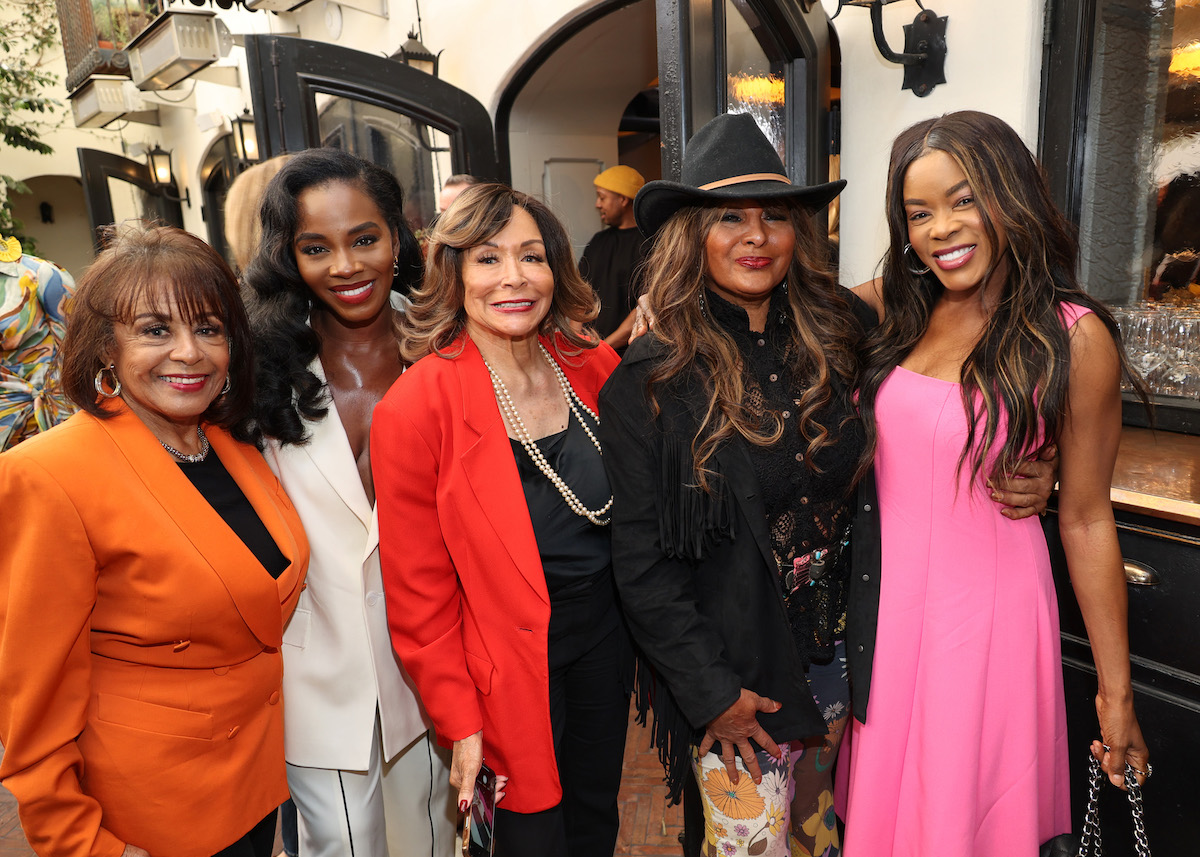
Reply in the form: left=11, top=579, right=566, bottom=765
left=990, top=444, right=1059, bottom=520
left=449, top=732, right=510, bottom=814
left=1091, top=695, right=1150, bottom=790
left=450, top=731, right=484, bottom=814
left=629, top=294, right=656, bottom=343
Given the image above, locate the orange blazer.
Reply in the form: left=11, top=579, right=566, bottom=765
left=372, top=335, right=619, bottom=813
left=0, top=406, right=309, bottom=857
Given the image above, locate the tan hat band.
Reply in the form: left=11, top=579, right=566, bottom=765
left=698, top=172, right=791, bottom=191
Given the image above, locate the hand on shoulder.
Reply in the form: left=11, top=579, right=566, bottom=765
left=851, top=278, right=884, bottom=322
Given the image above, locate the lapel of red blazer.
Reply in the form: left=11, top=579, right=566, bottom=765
left=455, top=336, right=551, bottom=606
left=95, top=406, right=305, bottom=647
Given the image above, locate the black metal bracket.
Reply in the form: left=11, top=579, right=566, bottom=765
left=868, top=3, right=948, bottom=97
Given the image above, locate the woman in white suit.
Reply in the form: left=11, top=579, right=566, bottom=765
left=236, top=148, right=456, bottom=857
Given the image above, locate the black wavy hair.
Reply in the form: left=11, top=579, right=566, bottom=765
left=235, top=147, right=422, bottom=447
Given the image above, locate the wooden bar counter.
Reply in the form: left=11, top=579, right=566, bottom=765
left=1111, top=426, right=1200, bottom=525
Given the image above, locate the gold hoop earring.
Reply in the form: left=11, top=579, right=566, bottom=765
left=94, top=364, right=121, bottom=398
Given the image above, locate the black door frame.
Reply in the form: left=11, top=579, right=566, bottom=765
left=77, top=148, right=184, bottom=250
left=1037, top=0, right=1097, bottom=225
left=654, top=0, right=834, bottom=185
left=244, top=35, right=500, bottom=181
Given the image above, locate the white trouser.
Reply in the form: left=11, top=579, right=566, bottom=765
left=286, top=718, right=456, bottom=857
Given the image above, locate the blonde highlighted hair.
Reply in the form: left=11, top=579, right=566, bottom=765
left=400, top=183, right=600, bottom=363
left=223, top=154, right=292, bottom=272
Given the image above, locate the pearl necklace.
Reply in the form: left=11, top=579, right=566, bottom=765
left=484, top=344, right=613, bottom=526
left=160, top=426, right=211, bottom=463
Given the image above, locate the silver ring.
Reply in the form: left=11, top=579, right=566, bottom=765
left=1131, top=763, right=1152, bottom=778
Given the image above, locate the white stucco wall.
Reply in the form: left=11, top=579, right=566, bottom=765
left=823, top=0, right=1046, bottom=287
left=5, top=0, right=1048, bottom=272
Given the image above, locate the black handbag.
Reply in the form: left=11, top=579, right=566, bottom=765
left=1039, top=755, right=1152, bottom=857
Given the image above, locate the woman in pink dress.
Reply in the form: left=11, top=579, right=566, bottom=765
left=841, top=111, right=1151, bottom=856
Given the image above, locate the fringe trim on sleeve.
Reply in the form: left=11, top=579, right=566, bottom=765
left=633, top=655, right=699, bottom=805
left=656, top=437, right=737, bottom=561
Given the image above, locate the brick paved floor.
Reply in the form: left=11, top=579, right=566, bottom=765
left=0, top=704, right=681, bottom=857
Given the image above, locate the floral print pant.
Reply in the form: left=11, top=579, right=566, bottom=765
left=691, top=642, right=849, bottom=857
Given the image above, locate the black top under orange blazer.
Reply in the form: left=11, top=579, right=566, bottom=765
left=0, top=406, right=309, bottom=857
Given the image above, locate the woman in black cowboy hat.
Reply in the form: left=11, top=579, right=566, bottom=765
left=598, top=113, right=1052, bottom=857
left=598, top=111, right=868, bottom=857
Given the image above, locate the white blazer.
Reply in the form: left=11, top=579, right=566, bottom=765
left=266, top=360, right=428, bottom=770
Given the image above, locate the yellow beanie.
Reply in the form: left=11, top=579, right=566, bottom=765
left=594, top=165, right=646, bottom=200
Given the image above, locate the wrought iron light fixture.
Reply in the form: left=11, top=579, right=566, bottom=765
left=841, top=0, right=947, bottom=97
left=393, top=29, right=441, bottom=77
left=147, top=145, right=192, bottom=207
left=230, top=109, right=260, bottom=168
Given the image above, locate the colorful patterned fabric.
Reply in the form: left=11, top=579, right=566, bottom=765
left=1, top=245, right=77, bottom=451
left=692, top=642, right=850, bottom=857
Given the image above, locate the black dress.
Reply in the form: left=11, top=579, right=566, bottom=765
left=494, top=409, right=630, bottom=857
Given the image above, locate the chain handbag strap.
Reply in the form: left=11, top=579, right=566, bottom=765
left=1126, top=762, right=1151, bottom=857
left=1076, top=756, right=1152, bottom=857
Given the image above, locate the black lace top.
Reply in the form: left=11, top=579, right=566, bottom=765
left=707, top=287, right=864, bottom=666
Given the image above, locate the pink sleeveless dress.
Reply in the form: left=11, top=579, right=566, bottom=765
left=839, top=306, right=1087, bottom=856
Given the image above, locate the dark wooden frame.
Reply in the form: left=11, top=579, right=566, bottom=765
left=1037, top=0, right=1098, bottom=225
left=243, top=35, right=500, bottom=181
left=653, top=0, right=834, bottom=187
left=77, top=147, right=183, bottom=250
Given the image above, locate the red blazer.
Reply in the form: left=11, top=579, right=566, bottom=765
left=0, top=406, right=309, bottom=857
left=372, top=334, right=619, bottom=813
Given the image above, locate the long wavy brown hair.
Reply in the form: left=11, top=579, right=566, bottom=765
left=644, top=201, right=863, bottom=491
left=400, top=183, right=599, bottom=364
left=857, top=110, right=1149, bottom=486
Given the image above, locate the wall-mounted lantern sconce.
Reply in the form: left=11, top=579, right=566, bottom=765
left=841, top=0, right=947, bottom=97
left=147, top=145, right=191, bottom=208
left=392, top=29, right=441, bottom=77
left=230, top=109, right=260, bottom=169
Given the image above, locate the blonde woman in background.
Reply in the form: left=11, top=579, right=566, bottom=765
left=224, top=155, right=293, bottom=273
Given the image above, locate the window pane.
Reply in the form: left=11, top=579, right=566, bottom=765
left=1077, top=0, right=1200, bottom=398
left=313, top=92, right=451, bottom=234
left=106, top=176, right=155, bottom=225
left=725, top=0, right=786, bottom=168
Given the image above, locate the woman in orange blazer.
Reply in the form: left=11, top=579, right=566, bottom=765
left=0, top=224, right=308, bottom=857
left=372, top=184, right=625, bottom=857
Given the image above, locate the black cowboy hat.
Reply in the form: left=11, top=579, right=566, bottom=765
left=634, top=112, right=846, bottom=236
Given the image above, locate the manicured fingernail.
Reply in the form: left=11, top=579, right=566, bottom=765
left=459, top=800, right=469, bottom=813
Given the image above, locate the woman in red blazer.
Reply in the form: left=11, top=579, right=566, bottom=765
left=0, top=224, right=308, bottom=857
left=372, top=184, right=625, bottom=857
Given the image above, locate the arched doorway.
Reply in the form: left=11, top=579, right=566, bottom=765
left=499, top=0, right=659, bottom=253
left=9, top=175, right=93, bottom=278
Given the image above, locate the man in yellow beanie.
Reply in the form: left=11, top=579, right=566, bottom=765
left=579, top=165, right=647, bottom=350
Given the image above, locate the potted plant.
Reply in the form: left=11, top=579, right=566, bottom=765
left=91, top=0, right=156, bottom=50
